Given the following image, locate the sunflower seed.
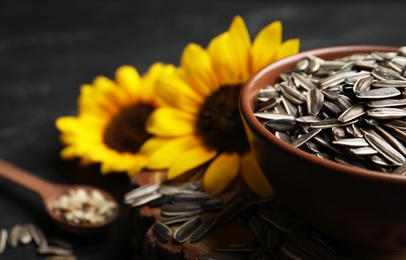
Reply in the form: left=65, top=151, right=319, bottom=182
left=310, top=118, right=358, bottom=129
left=323, top=101, right=342, bottom=116
left=374, top=125, right=406, bottom=156
left=171, top=191, right=211, bottom=204
left=257, top=86, right=279, bottom=102
left=280, top=95, right=299, bottom=116
left=190, top=217, right=217, bottom=242
left=338, top=103, right=366, bottom=123
left=294, top=115, right=321, bottom=123
left=275, top=131, right=292, bottom=143
left=265, top=119, right=298, bottom=132
left=357, top=87, right=401, bottom=99
left=294, top=58, right=309, bottom=71
left=383, top=124, right=406, bottom=143
left=254, top=112, right=295, bottom=120
left=257, top=97, right=280, bottom=112
left=372, top=80, right=406, bottom=88
left=202, top=197, right=223, bottom=211
left=268, top=227, right=283, bottom=257
left=307, top=88, right=324, bottom=115
left=28, top=223, right=48, bottom=248
left=124, top=184, right=160, bottom=204
left=370, top=155, right=396, bottom=167
left=18, top=224, right=32, bottom=245
left=173, top=216, right=201, bottom=243
left=131, top=192, right=162, bottom=207
left=279, top=82, right=306, bottom=104
left=161, top=213, right=200, bottom=225
left=37, top=246, right=74, bottom=256
left=332, top=138, right=369, bottom=147
left=363, top=131, right=405, bottom=165
left=152, top=222, right=172, bottom=243
left=348, top=146, right=377, bottom=155
left=291, top=129, right=322, bottom=148
left=291, top=72, right=316, bottom=90
left=372, top=66, right=406, bottom=81
left=161, top=203, right=203, bottom=216
left=345, top=71, right=371, bottom=85
left=147, top=194, right=172, bottom=207
left=319, top=71, right=357, bottom=88
left=8, top=224, right=22, bottom=248
left=367, top=98, right=406, bottom=108
left=385, top=119, right=406, bottom=130
left=366, top=107, right=406, bottom=119
left=0, top=229, right=7, bottom=254
left=353, top=75, right=373, bottom=93
left=334, top=94, right=355, bottom=110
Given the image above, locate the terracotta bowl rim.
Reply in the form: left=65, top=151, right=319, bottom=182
left=240, top=45, right=406, bottom=184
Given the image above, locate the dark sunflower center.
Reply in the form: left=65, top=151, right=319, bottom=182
left=103, top=104, right=154, bottom=153
left=196, top=85, right=250, bottom=154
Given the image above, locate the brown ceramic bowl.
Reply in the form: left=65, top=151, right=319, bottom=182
left=239, top=45, right=406, bottom=250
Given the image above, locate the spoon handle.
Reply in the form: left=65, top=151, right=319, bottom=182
left=0, top=158, right=59, bottom=199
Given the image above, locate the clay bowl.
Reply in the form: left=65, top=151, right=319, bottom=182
left=239, top=45, right=406, bottom=250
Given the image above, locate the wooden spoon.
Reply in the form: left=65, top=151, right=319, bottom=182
left=0, top=158, right=119, bottom=235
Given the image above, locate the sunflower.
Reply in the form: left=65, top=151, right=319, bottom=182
left=142, top=16, right=300, bottom=197
left=56, top=63, right=175, bottom=177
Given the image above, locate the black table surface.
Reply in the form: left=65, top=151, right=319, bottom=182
left=1, top=1, right=406, bottom=259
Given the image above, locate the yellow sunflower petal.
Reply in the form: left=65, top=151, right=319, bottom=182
left=56, top=116, right=104, bottom=145
left=251, top=20, right=282, bottom=74
left=78, top=84, right=119, bottom=116
left=146, top=107, right=195, bottom=137
left=100, top=153, right=147, bottom=177
left=275, top=38, right=300, bottom=60
left=92, top=75, right=117, bottom=92
left=142, top=135, right=202, bottom=169
left=203, top=152, right=239, bottom=195
left=167, top=146, right=216, bottom=180
left=207, top=32, right=237, bottom=85
left=142, top=62, right=176, bottom=106
left=180, top=43, right=218, bottom=97
left=240, top=152, right=273, bottom=197
left=115, top=65, right=141, bottom=101
left=227, top=15, right=251, bottom=82
left=155, top=74, right=203, bottom=114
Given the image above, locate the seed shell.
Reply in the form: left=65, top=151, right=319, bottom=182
left=0, top=229, right=7, bottom=254
left=363, top=131, right=405, bottom=165
left=356, top=87, right=401, bottom=99
left=366, top=107, right=406, bottom=119
left=190, top=217, right=217, bottom=242
left=173, top=217, right=201, bottom=243
left=152, top=222, right=172, bottom=243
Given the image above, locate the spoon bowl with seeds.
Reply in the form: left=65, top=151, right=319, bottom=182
left=240, top=45, right=406, bottom=250
left=0, top=158, right=119, bottom=235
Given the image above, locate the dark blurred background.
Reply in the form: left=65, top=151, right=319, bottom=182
left=0, top=0, right=405, bottom=259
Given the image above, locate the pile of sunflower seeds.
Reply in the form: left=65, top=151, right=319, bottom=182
left=52, top=188, right=118, bottom=225
left=126, top=182, right=358, bottom=259
left=255, top=46, right=406, bottom=173
left=125, top=181, right=223, bottom=244
left=0, top=222, right=76, bottom=259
